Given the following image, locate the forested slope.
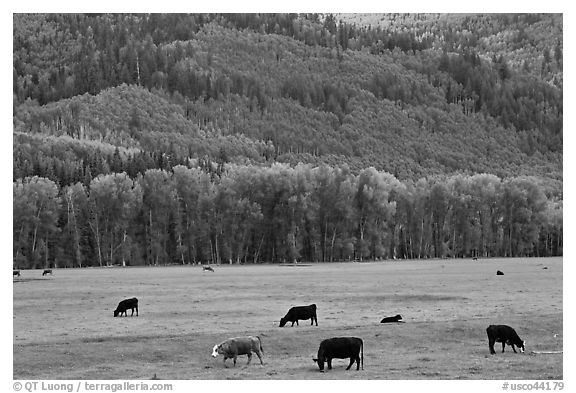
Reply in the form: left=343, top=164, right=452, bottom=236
left=13, top=13, right=563, bottom=267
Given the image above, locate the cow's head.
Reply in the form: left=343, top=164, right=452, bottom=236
left=520, top=340, right=526, bottom=353
left=313, top=347, right=326, bottom=371
left=279, top=317, right=287, bottom=327
left=113, top=309, right=120, bottom=317
left=212, top=342, right=230, bottom=357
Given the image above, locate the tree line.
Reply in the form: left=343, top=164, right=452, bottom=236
left=13, top=164, right=562, bottom=269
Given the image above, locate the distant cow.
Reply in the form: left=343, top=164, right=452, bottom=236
left=42, top=269, right=53, bottom=276
left=380, top=314, right=403, bottom=323
left=280, top=304, right=317, bottom=327
left=496, top=270, right=504, bottom=275
left=13, top=270, right=20, bottom=277
left=212, top=336, right=264, bottom=367
left=486, top=324, right=525, bottom=354
left=203, top=266, right=214, bottom=272
left=114, top=297, right=139, bottom=317
left=472, top=257, right=478, bottom=261
left=313, top=337, right=364, bottom=371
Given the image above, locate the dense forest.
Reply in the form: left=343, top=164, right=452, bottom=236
left=13, top=13, right=562, bottom=268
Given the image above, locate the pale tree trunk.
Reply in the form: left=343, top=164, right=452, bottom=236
left=90, top=219, right=103, bottom=267
left=66, top=193, right=83, bottom=267
left=254, top=235, right=264, bottom=263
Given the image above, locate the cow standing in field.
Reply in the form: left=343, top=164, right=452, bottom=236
left=203, top=266, right=214, bottom=272
left=496, top=270, right=504, bottom=275
left=486, top=325, right=525, bottom=354
left=279, top=304, right=318, bottom=327
left=13, top=270, right=20, bottom=277
left=42, top=269, right=53, bottom=276
left=313, top=337, right=364, bottom=371
left=211, top=336, right=264, bottom=367
left=114, top=297, right=139, bottom=317
left=380, top=314, right=403, bottom=323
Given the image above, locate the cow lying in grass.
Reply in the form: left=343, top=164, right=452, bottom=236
left=487, top=324, right=525, bottom=354
left=380, top=314, right=403, bottom=323
left=212, top=336, right=264, bottom=367
left=114, top=297, right=139, bottom=317
left=203, top=266, right=214, bottom=272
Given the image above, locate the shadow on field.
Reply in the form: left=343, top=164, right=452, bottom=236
left=13, top=278, right=50, bottom=283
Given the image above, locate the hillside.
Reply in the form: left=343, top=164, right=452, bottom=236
left=14, top=13, right=562, bottom=183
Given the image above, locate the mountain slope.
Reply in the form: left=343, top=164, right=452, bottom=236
left=13, top=13, right=562, bottom=183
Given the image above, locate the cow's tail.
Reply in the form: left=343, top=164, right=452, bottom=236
left=257, top=335, right=264, bottom=353
left=361, top=339, right=364, bottom=370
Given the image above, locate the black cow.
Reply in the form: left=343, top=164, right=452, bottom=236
left=313, top=337, right=363, bottom=371
left=203, top=266, right=214, bottom=272
left=114, top=297, right=139, bottom=317
left=13, top=270, right=20, bottom=277
left=496, top=270, right=504, bottom=275
left=380, top=314, right=403, bottom=323
left=486, top=324, right=525, bottom=354
left=42, top=269, right=53, bottom=276
left=279, top=304, right=317, bottom=327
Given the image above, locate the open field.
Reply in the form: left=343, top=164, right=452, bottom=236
left=13, top=257, right=562, bottom=380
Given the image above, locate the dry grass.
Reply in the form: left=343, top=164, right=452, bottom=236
left=13, top=257, right=562, bottom=380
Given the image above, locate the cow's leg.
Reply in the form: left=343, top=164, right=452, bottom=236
left=296, top=320, right=299, bottom=326
left=135, top=306, right=138, bottom=316
left=233, top=355, right=237, bottom=367
left=501, top=342, right=505, bottom=353
left=346, top=358, right=354, bottom=370
left=255, top=350, right=264, bottom=366
left=327, top=358, right=332, bottom=370
left=223, top=356, right=228, bottom=367
left=511, top=344, right=517, bottom=353
left=488, top=338, right=496, bottom=354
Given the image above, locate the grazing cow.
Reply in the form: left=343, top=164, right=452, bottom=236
left=13, top=270, right=20, bottom=277
left=114, top=297, right=139, bottom=317
left=486, top=325, right=525, bottom=354
left=203, top=266, right=214, bottom=272
left=313, top=337, right=364, bottom=371
left=211, top=336, right=264, bottom=367
left=42, top=269, right=53, bottom=276
left=279, top=304, right=317, bottom=327
left=380, top=314, right=403, bottom=323
left=472, top=257, right=478, bottom=261
left=496, top=270, right=504, bottom=275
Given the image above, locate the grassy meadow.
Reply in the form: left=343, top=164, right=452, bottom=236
left=13, top=257, right=562, bottom=380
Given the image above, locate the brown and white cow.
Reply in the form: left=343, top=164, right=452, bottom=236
left=211, top=336, right=264, bottom=367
